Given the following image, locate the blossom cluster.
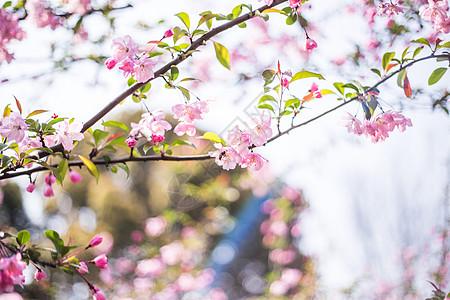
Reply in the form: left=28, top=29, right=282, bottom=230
left=377, top=1, right=407, bottom=18
left=172, top=100, right=210, bottom=136
left=0, top=253, right=27, bottom=293
left=0, top=9, right=25, bottom=64
left=342, top=110, right=413, bottom=143
left=127, top=110, right=172, bottom=147
left=209, top=114, right=272, bottom=171
left=419, top=0, right=450, bottom=34
left=0, top=113, right=84, bottom=151
left=105, top=35, right=157, bottom=83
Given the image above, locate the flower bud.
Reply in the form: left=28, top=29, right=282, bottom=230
left=91, top=254, right=108, bottom=269
left=104, top=57, right=117, bottom=70
left=69, top=170, right=82, bottom=183
left=35, top=269, right=47, bottom=281
left=89, top=235, right=103, bottom=247
left=43, top=184, right=54, bottom=197
left=164, top=29, right=174, bottom=38
left=26, top=183, right=36, bottom=193
left=304, top=38, right=317, bottom=51
left=78, top=262, right=89, bottom=274
left=125, top=137, right=137, bottom=148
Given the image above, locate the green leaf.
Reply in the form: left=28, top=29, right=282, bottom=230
left=16, top=230, right=30, bottom=246
left=93, top=129, right=109, bottom=145
left=428, top=67, right=447, bottom=85
left=45, top=230, right=64, bottom=256
left=371, top=68, right=381, bottom=77
left=57, top=159, right=69, bottom=184
left=412, top=46, right=424, bottom=58
left=259, top=95, right=277, bottom=104
left=171, top=66, right=179, bottom=81
left=0, top=143, right=8, bottom=151
left=26, top=110, right=48, bottom=118
left=171, top=140, right=197, bottom=149
left=3, top=1, right=12, bottom=8
left=291, top=71, right=324, bottom=82
left=140, top=82, right=152, bottom=93
left=285, top=98, right=300, bottom=108
left=110, top=165, right=118, bottom=173
left=286, top=13, right=297, bottom=25
left=320, top=89, right=335, bottom=95
left=102, top=121, right=129, bottom=132
left=262, top=69, right=276, bottom=86
left=213, top=41, right=231, bottom=70
left=198, top=132, right=226, bottom=146
left=47, top=117, right=65, bottom=126
left=78, top=155, right=99, bottom=183
left=258, top=104, right=275, bottom=112
left=232, top=4, right=242, bottom=18
left=343, top=83, right=359, bottom=92
left=175, top=12, right=190, bottom=30
left=118, top=163, right=130, bottom=179
left=440, top=41, right=450, bottom=48
left=382, top=52, right=395, bottom=70
left=127, top=76, right=137, bottom=87
left=333, top=82, right=345, bottom=95
left=177, top=86, right=190, bottom=100
left=411, top=38, right=431, bottom=48
left=397, top=69, right=407, bottom=88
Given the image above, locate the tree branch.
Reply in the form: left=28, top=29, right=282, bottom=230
left=35, top=0, right=289, bottom=159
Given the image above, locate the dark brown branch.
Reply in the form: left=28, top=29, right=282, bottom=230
left=0, top=154, right=212, bottom=180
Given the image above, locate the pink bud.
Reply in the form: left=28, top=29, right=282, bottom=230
left=26, top=183, right=36, bottom=193
left=164, top=29, right=174, bottom=38
left=89, top=235, right=103, bottom=247
left=34, top=269, right=47, bottom=281
left=91, top=254, right=108, bottom=269
left=78, top=262, right=89, bottom=274
left=91, top=286, right=106, bottom=300
left=151, top=135, right=165, bottom=144
left=43, top=184, right=54, bottom=197
left=281, top=77, right=290, bottom=88
left=69, top=170, right=82, bottom=183
left=125, top=137, right=137, bottom=148
left=304, top=38, right=317, bottom=51
left=44, top=173, right=56, bottom=185
left=104, top=57, right=117, bottom=70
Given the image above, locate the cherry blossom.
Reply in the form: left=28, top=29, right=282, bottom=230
left=89, top=235, right=103, bottom=248
left=69, top=170, right=82, bottom=183
left=377, top=1, right=408, bottom=17
left=420, top=0, right=450, bottom=33
left=145, top=216, right=167, bottom=237
left=0, top=112, right=28, bottom=143
left=133, top=56, right=156, bottom=83
left=34, top=270, right=47, bottom=281
left=247, top=113, right=273, bottom=147
left=111, top=35, right=139, bottom=63
left=25, top=0, right=63, bottom=29
left=174, top=122, right=197, bottom=136
left=304, top=38, right=318, bottom=51
left=66, top=0, right=91, bottom=15
left=26, top=183, right=36, bottom=193
left=55, top=120, right=84, bottom=151
left=258, top=0, right=274, bottom=5
left=209, top=143, right=241, bottom=170
left=341, top=112, right=364, bottom=135
left=0, top=253, right=27, bottom=293
left=240, top=152, right=268, bottom=171
left=91, top=254, right=108, bottom=269
left=0, top=9, right=25, bottom=64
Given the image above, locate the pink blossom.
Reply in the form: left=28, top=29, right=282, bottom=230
left=209, top=144, right=241, bottom=170
left=149, top=119, right=172, bottom=137
left=309, top=82, right=322, bottom=98
left=281, top=77, right=290, bottom=88
left=91, top=254, right=108, bottom=269
left=240, top=152, right=268, bottom=171
left=89, top=235, right=103, bottom=247
left=208, top=288, right=228, bottom=300
left=19, top=137, right=42, bottom=153
left=133, top=56, right=156, bottom=83
left=176, top=273, right=195, bottom=292
left=174, top=122, right=196, bottom=136
left=66, top=0, right=91, bottom=15
left=160, top=241, right=184, bottom=266
left=377, top=1, right=407, bottom=17
left=419, top=0, right=450, bottom=33
left=304, top=38, right=318, bottom=51
left=125, top=137, right=137, bottom=148
left=34, top=269, right=47, bottom=281
left=136, top=258, right=166, bottom=277
left=289, top=0, right=302, bottom=11
left=111, top=35, right=139, bottom=62
left=151, top=135, right=165, bottom=143
left=341, top=112, right=364, bottom=135
left=247, top=113, right=272, bottom=147
left=269, top=248, right=296, bottom=265
left=0, top=9, right=25, bottom=64
left=118, top=58, right=135, bottom=77
left=104, top=57, right=117, bottom=70
left=280, top=268, right=302, bottom=287
left=26, top=183, right=36, bottom=193
left=43, top=184, right=54, bottom=197
left=69, top=170, right=82, bottom=183
left=269, top=220, right=289, bottom=237
left=25, top=0, right=63, bottom=29
left=164, top=29, right=174, bottom=38
left=269, top=280, right=289, bottom=296
left=0, top=292, right=23, bottom=300
left=145, top=216, right=167, bottom=237
left=172, top=104, right=203, bottom=123
left=0, top=112, right=28, bottom=143
left=90, top=286, right=106, bottom=300
left=0, top=253, right=27, bottom=293
left=78, top=262, right=89, bottom=274
left=225, top=126, right=251, bottom=155
left=55, top=120, right=84, bottom=151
